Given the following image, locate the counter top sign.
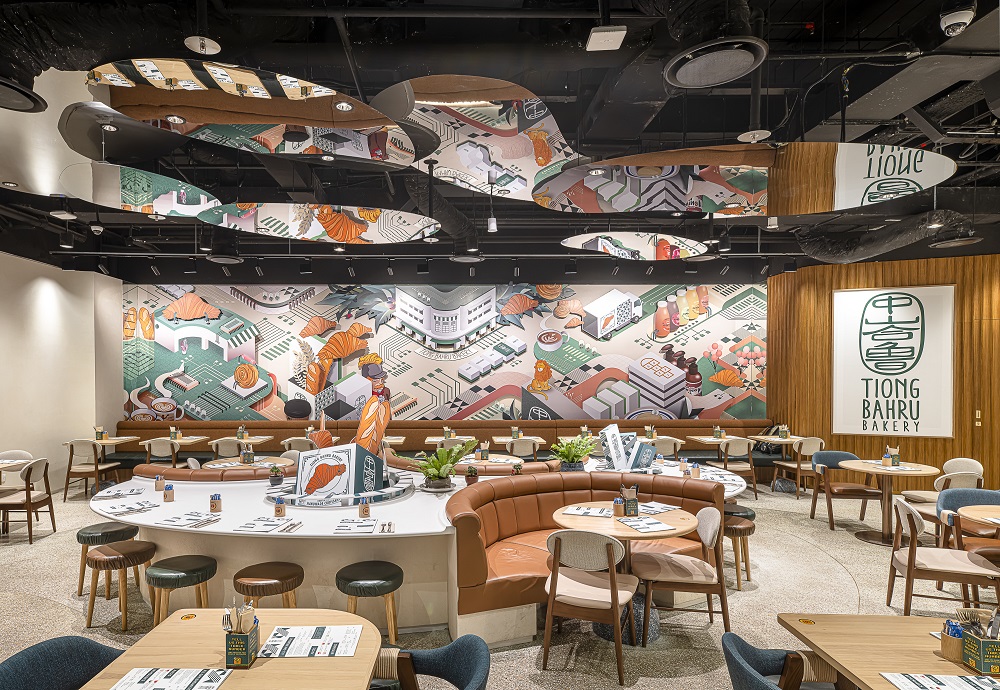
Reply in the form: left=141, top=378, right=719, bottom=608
left=295, top=443, right=385, bottom=499
left=832, top=285, right=954, bottom=437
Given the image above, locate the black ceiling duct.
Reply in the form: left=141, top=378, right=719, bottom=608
left=207, top=227, right=243, bottom=265
left=636, top=0, right=767, bottom=89
left=794, top=210, right=971, bottom=264
left=404, top=175, right=475, bottom=245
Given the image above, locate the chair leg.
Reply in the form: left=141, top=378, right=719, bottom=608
left=149, top=586, right=158, bottom=624
left=48, top=503, right=56, bottom=532
left=26, top=507, right=33, bottom=544
left=719, top=583, right=732, bottom=632
left=289, top=588, right=297, bottom=608
left=78, top=545, right=88, bottom=597
left=384, top=592, right=398, bottom=645
left=133, top=565, right=140, bottom=589
left=642, top=585, right=653, bottom=647
left=903, top=574, right=915, bottom=616
left=731, top=536, right=743, bottom=591
left=706, top=593, right=714, bottom=623
left=741, top=536, right=752, bottom=582
left=200, top=582, right=210, bottom=608
left=824, top=487, right=836, bottom=530
left=158, top=588, right=171, bottom=625
left=973, top=585, right=982, bottom=607
left=809, top=485, right=819, bottom=520
left=542, top=606, right=554, bottom=669
left=886, top=565, right=897, bottom=606
left=961, top=584, right=972, bottom=609
left=625, top=596, right=636, bottom=647
left=86, top=569, right=99, bottom=627
left=750, top=467, right=758, bottom=500
left=105, top=570, right=112, bottom=600
left=119, top=568, right=128, bottom=631
left=347, top=595, right=358, bottom=614
left=62, top=472, right=70, bottom=502
left=612, top=604, right=625, bottom=686
left=195, top=583, right=204, bottom=608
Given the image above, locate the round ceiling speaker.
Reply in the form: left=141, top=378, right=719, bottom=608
left=449, top=254, right=484, bottom=263
left=663, top=36, right=768, bottom=89
left=0, top=76, right=47, bottom=113
left=184, top=35, right=222, bottom=55
left=207, top=229, right=243, bottom=264
left=737, top=129, right=772, bottom=143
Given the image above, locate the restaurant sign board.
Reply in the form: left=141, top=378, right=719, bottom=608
left=832, top=285, right=953, bottom=437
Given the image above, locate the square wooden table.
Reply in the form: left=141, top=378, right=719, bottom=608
left=745, top=435, right=804, bottom=463
left=778, top=613, right=959, bottom=690
left=382, top=436, right=406, bottom=447
left=685, top=435, right=746, bottom=462
left=81, top=608, right=382, bottom=690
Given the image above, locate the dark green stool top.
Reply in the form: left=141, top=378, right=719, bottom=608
left=76, top=522, right=139, bottom=546
left=336, top=561, right=403, bottom=598
left=145, top=555, right=218, bottom=589
left=724, top=504, right=756, bottom=521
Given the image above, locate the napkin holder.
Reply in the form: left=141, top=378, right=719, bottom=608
left=645, top=425, right=656, bottom=440
left=480, top=442, right=490, bottom=462
left=778, top=425, right=789, bottom=440
left=240, top=449, right=254, bottom=465
left=154, top=475, right=165, bottom=492
left=962, top=629, right=1000, bottom=674
left=888, top=445, right=900, bottom=466
left=226, top=622, right=259, bottom=669
left=94, top=426, right=106, bottom=441
left=511, top=427, right=520, bottom=439
left=169, top=426, right=182, bottom=440
left=620, top=485, right=639, bottom=517
left=712, top=426, right=722, bottom=439
left=236, top=426, right=245, bottom=441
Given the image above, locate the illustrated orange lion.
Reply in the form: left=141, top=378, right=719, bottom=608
left=526, top=360, right=553, bottom=399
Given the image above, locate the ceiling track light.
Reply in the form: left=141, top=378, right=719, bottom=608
left=513, top=260, right=520, bottom=278
left=184, top=0, right=221, bottom=54
left=347, top=260, right=356, bottom=278
left=612, top=260, right=620, bottom=276
left=97, top=257, right=109, bottom=275
left=59, top=229, right=74, bottom=249
left=718, top=232, right=731, bottom=252
left=254, top=261, right=263, bottom=277
left=466, top=233, right=479, bottom=253
left=684, top=262, right=697, bottom=275
left=565, top=259, right=578, bottom=275
left=386, top=260, right=394, bottom=277
left=417, top=261, right=430, bottom=275
left=150, top=261, right=160, bottom=277
left=645, top=264, right=654, bottom=276
left=89, top=220, right=104, bottom=236
left=300, top=258, right=313, bottom=275
left=784, top=260, right=798, bottom=273
left=720, top=264, right=730, bottom=276
left=165, top=114, right=186, bottom=125
left=470, top=266, right=476, bottom=278
left=185, top=258, right=198, bottom=274
left=198, top=226, right=212, bottom=252
left=333, top=243, right=346, bottom=253
left=760, top=263, right=769, bottom=276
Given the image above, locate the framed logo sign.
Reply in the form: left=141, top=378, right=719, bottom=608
left=832, top=285, right=954, bottom=437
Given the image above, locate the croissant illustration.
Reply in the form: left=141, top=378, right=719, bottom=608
left=304, top=462, right=347, bottom=494
left=313, top=205, right=373, bottom=244
left=299, top=316, right=338, bottom=338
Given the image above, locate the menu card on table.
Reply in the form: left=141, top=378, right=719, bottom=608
left=104, top=501, right=158, bottom=515
left=881, top=673, right=1000, bottom=690
left=639, top=501, right=679, bottom=515
left=94, top=487, right=145, bottom=500
left=563, top=506, right=613, bottom=518
left=155, top=511, right=216, bottom=528
left=259, top=625, right=363, bottom=658
left=334, top=518, right=379, bottom=534
left=617, top=516, right=675, bottom=533
left=233, top=517, right=294, bottom=533
left=109, top=668, right=231, bottom=690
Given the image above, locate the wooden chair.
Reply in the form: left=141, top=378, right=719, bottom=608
left=369, top=635, right=490, bottom=690
left=651, top=437, right=683, bottom=463
left=63, top=440, right=120, bottom=502
left=0, top=458, right=56, bottom=544
left=506, top=438, right=539, bottom=461
left=542, top=529, right=638, bottom=686
left=773, top=437, right=824, bottom=499
left=722, top=632, right=838, bottom=690
left=0, top=450, right=32, bottom=500
left=887, top=498, right=1000, bottom=615
left=633, top=507, right=730, bottom=639
left=282, top=437, right=317, bottom=452
left=437, top=438, right=468, bottom=451
left=809, top=450, right=880, bottom=531
left=708, top=438, right=758, bottom=500
left=909, top=472, right=986, bottom=544
left=144, top=439, right=180, bottom=468
left=211, top=438, right=245, bottom=460
left=902, top=457, right=984, bottom=505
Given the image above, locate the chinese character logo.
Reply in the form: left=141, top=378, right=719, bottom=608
left=858, top=291, right=925, bottom=374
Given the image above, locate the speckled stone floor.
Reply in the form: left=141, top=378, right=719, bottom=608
left=0, top=485, right=962, bottom=689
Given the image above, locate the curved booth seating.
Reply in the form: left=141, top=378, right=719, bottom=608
left=132, top=464, right=297, bottom=482
left=445, top=472, right=724, bottom=618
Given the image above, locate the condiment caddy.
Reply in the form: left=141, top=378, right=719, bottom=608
left=224, top=599, right=259, bottom=669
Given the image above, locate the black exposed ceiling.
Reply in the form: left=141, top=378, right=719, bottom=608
left=1, top=0, right=999, bottom=285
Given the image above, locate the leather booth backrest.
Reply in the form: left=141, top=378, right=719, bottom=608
left=132, top=463, right=295, bottom=482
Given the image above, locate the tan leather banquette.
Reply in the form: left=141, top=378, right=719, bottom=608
left=444, top=472, right=724, bottom=615
left=116, top=418, right=773, bottom=454
left=132, top=464, right=294, bottom=482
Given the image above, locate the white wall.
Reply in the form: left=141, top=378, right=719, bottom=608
left=0, top=252, right=121, bottom=484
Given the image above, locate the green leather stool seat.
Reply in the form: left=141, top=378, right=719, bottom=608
left=336, top=561, right=404, bottom=598
left=76, top=522, right=139, bottom=546
left=145, top=555, right=218, bottom=590
left=723, top=504, right=756, bottom=521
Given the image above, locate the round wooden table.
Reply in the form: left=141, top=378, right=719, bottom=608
left=838, top=460, right=940, bottom=546
left=957, top=505, right=1000, bottom=529
left=202, top=455, right=296, bottom=470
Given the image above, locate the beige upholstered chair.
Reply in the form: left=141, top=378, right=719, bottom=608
left=280, top=450, right=300, bottom=463
left=542, top=529, right=638, bottom=686
left=774, top=437, right=825, bottom=499
left=650, top=437, right=683, bottom=463
left=145, top=439, right=181, bottom=468
left=506, top=438, right=539, bottom=461
left=437, top=438, right=467, bottom=451
left=211, top=438, right=246, bottom=460
left=0, top=458, right=56, bottom=544
left=709, top=438, right=758, bottom=499
left=633, top=507, right=729, bottom=639
left=0, top=450, right=33, bottom=499
left=282, top=437, right=317, bottom=452
left=63, top=440, right=120, bottom=502
left=185, top=458, right=201, bottom=470
left=888, top=498, right=1000, bottom=615
left=903, top=457, right=984, bottom=504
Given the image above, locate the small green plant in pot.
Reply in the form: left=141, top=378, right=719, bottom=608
left=465, top=465, right=479, bottom=485
left=415, top=439, right=477, bottom=489
left=552, top=436, right=597, bottom=472
left=268, top=464, right=284, bottom=486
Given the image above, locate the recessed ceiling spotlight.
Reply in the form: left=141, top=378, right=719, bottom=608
left=333, top=243, right=346, bottom=253
left=101, top=123, right=118, bottom=132
left=184, top=258, right=198, bottom=274
left=423, top=234, right=439, bottom=243
left=300, top=258, right=313, bottom=275
left=148, top=213, right=166, bottom=221
left=184, top=35, right=222, bottom=55
left=496, top=189, right=510, bottom=195
left=2, top=181, right=17, bottom=188
left=439, top=175, right=456, bottom=183
left=684, top=262, right=698, bottom=274
left=588, top=167, right=607, bottom=176
left=89, top=221, right=104, bottom=236
left=254, top=262, right=263, bottom=277
left=928, top=227, right=983, bottom=248
left=320, top=155, right=335, bottom=162
left=165, top=114, right=186, bottom=124
left=335, top=101, right=354, bottom=112
left=450, top=254, right=484, bottom=264
left=884, top=218, right=903, bottom=222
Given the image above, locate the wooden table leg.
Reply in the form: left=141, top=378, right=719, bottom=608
left=881, top=474, right=894, bottom=542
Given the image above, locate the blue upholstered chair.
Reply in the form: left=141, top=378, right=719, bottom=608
left=938, top=488, right=1000, bottom=560
left=810, top=451, right=880, bottom=530
left=0, top=636, right=122, bottom=690
left=722, top=632, right=835, bottom=690
left=370, top=635, right=490, bottom=690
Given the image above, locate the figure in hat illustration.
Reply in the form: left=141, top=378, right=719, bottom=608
left=353, top=353, right=391, bottom=455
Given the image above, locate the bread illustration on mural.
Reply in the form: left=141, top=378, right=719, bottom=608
left=123, top=307, right=137, bottom=340
left=138, top=307, right=154, bottom=339
left=299, top=316, right=338, bottom=338
left=304, top=462, right=348, bottom=494
left=234, top=363, right=259, bottom=389
left=162, top=291, right=222, bottom=321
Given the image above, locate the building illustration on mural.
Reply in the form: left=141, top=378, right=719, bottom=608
left=122, top=282, right=767, bottom=423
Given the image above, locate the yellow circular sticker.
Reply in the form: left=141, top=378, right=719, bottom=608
left=798, top=618, right=816, bottom=625
left=180, top=614, right=197, bottom=621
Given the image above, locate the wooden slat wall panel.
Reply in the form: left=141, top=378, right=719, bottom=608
left=767, top=256, right=1000, bottom=491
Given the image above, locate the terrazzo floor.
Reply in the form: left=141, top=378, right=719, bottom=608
left=0, top=485, right=963, bottom=689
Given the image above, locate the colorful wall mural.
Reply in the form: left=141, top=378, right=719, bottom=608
left=122, top=282, right=767, bottom=423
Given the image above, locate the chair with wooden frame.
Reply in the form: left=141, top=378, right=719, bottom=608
left=437, top=437, right=468, bottom=451
left=708, top=438, right=758, bottom=500
left=506, top=438, right=540, bottom=461
left=721, top=632, right=838, bottom=690
left=633, top=506, right=730, bottom=641
left=651, top=437, right=683, bottom=463
left=809, top=450, right=880, bottom=530
left=63, top=440, right=121, bottom=502
left=0, top=458, right=56, bottom=544
left=887, top=498, right=1000, bottom=615
left=902, top=457, right=984, bottom=505
left=282, top=437, right=318, bottom=452
left=211, top=438, right=245, bottom=460
left=773, top=437, right=824, bottom=500
left=0, top=450, right=32, bottom=499
left=144, top=439, right=180, bottom=468
left=936, top=488, right=1000, bottom=569
left=908, top=473, right=986, bottom=545
left=369, top=635, right=491, bottom=690
left=542, top=529, right=638, bottom=686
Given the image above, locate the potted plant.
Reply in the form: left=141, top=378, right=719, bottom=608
left=268, top=465, right=284, bottom=486
left=551, top=436, right=597, bottom=472
left=512, top=462, right=523, bottom=476
left=415, top=439, right=477, bottom=490
left=465, top=465, right=479, bottom=485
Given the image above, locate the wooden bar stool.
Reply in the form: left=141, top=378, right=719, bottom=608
left=723, top=516, right=756, bottom=591
left=145, top=555, right=217, bottom=626
left=233, top=561, right=304, bottom=607
left=76, top=522, right=140, bottom=599
left=85, top=540, right=156, bottom=631
left=336, top=560, right=403, bottom=644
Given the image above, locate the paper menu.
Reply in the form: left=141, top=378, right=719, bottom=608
left=881, top=673, right=1000, bottom=690
left=155, top=511, right=215, bottom=527
left=104, top=501, right=158, bottom=515
left=233, top=517, right=293, bottom=533
left=109, top=668, right=231, bottom=690
left=259, top=625, right=363, bottom=658
left=617, top=516, right=675, bottom=533
left=563, top=506, right=613, bottom=517
left=639, top=501, right=679, bottom=515
left=94, top=487, right=145, bottom=499
left=334, top=518, right=379, bottom=534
